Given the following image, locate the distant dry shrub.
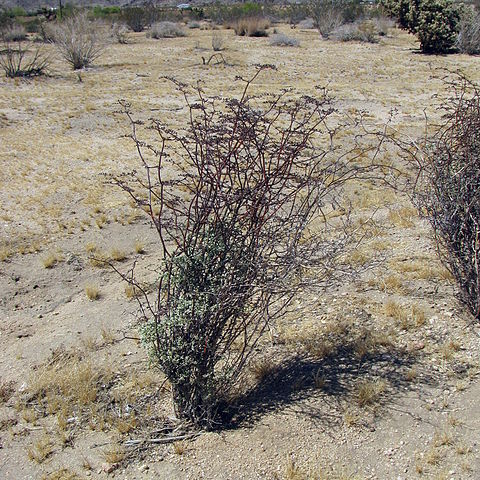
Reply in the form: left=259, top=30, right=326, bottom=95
left=211, top=30, right=225, bottom=50
left=269, top=33, right=300, bottom=46
left=332, top=20, right=378, bottom=42
left=233, top=17, right=270, bottom=37
left=1, top=24, right=27, bottom=42
left=456, top=6, right=480, bottom=54
left=0, top=43, right=49, bottom=78
left=121, top=6, right=148, bottom=33
left=50, top=13, right=106, bottom=70
left=148, top=21, right=186, bottom=39
left=309, top=0, right=345, bottom=38
left=111, top=22, right=129, bottom=44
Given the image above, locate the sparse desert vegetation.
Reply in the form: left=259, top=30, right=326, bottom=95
left=1, top=2, right=480, bottom=479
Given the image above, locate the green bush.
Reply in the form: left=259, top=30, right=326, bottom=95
left=92, top=6, right=121, bottom=19
left=381, top=0, right=460, bottom=53
left=415, top=0, right=460, bottom=53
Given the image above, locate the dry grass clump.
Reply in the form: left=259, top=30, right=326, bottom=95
left=148, top=22, right=186, bottom=39
left=102, top=443, right=126, bottom=464
left=85, top=284, right=100, bottom=300
left=250, top=358, right=276, bottom=383
left=41, top=250, right=63, bottom=268
left=110, top=247, right=127, bottom=262
left=20, top=345, right=161, bottom=448
left=173, top=440, right=187, bottom=455
left=134, top=240, right=145, bottom=254
left=383, top=301, right=425, bottom=330
left=278, top=318, right=391, bottom=361
left=212, top=31, right=225, bottom=51
left=232, top=17, right=270, bottom=37
left=27, top=434, right=54, bottom=463
left=355, top=379, right=387, bottom=407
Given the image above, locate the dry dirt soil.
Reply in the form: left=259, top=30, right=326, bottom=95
left=1, top=24, right=480, bottom=480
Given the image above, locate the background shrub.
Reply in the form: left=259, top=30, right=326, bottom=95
left=309, top=0, right=346, bottom=38
left=414, top=0, right=460, bottom=53
left=1, top=24, right=27, bottom=42
left=332, top=20, right=378, bottom=42
left=50, top=13, right=106, bottom=70
left=211, top=31, right=225, bottom=51
left=456, top=6, right=480, bottom=54
left=269, top=33, right=300, bottom=46
left=148, top=22, right=186, bottom=39
left=410, top=75, right=480, bottom=319
left=381, top=0, right=461, bottom=53
left=0, top=43, right=49, bottom=78
left=111, top=22, right=129, bottom=44
left=121, top=7, right=148, bottom=32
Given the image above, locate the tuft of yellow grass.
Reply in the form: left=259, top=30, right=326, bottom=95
left=27, top=435, right=54, bottom=464
left=355, top=380, right=386, bottom=407
left=85, top=285, right=100, bottom=300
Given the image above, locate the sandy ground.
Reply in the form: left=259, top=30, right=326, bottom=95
left=1, top=24, right=480, bottom=479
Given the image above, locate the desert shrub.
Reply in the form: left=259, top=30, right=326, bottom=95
left=456, top=6, right=480, bottom=54
left=380, top=0, right=413, bottom=29
left=232, top=17, right=270, bottom=36
left=417, top=0, right=460, bottom=52
left=287, top=3, right=310, bottom=27
left=269, top=33, right=300, bottom=46
left=24, top=18, right=42, bottom=34
left=342, top=0, right=365, bottom=23
left=332, top=20, right=378, bottom=42
left=1, top=24, right=27, bottom=42
left=50, top=13, right=106, bottom=70
left=211, top=31, right=225, bottom=51
left=121, top=7, right=148, bottom=32
left=0, top=43, right=49, bottom=78
left=117, top=67, right=388, bottom=427
left=37, top=21, right=55, bottom=43
left=8, top=7, right=26, bottom=18
left=148, top=21, right=186, bottom=39
left=409, top=75, right=480, bottom=319
left=372, top=15, right=395, bottom=36
left=111, top=22, right=129, bottom=44
left=382, top=0, right=461, bottom=52
left=414, top=0, right=460, bottom=53
left=310, top=0, right=346, bottom=38
left=298, top=17, right=316, bottom=29
left=0, top=10, right=12, bottom=30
